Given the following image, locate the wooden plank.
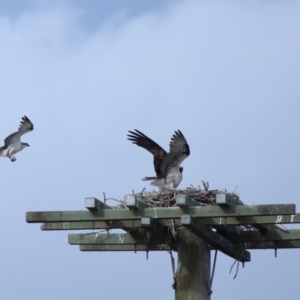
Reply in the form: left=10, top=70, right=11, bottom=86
left=241, top=240, right=300, bottom=249
left=125, top=195, right=149, bottom=209
left=181, top=215, right=250, bottom=262
left=85, top=197, right=108, bottom=211
left=40, top=220, right=142, bottom=230
left=210, top=213, right=300, bottom=226
left=141, top=217, right=169, bottom=244
left=41, top=219, right=181, bottom=230
left=80, top=244, right=169, bottom=251
left=214, top=192, right=263, bottom=242
left=216, top=193, right=241, bottom=206
left=40, top=213, right=300, bottom=231
left=80, top=241, right=300, bottom=250
left=251, top=224, right=277, bottom=233
left=213, top=196, right=295, bottom=234
left=214, top=193, right=242, bottom=232
left=26, top=204, right=296, bottom=223
left=68, top=232, right=164, bottom=245
left=140, top=217, right=154, bottom=227
left=176, top=195, right=202, bottom=207
left=221, top=229, right=300, bottom=242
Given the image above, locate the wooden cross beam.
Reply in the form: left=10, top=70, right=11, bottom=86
left=181, top=215, right=250, bottom=262
left=40, top=213, right=300, bottom=231
left=26, top=203, right=296, bottom=223
left=79, top=244, right=169, bottom=251
left=74, top=240, right=300, bottom=251
left=220, top=228, right=300, bottom=242
left=68, top=232, right=163, bottom=245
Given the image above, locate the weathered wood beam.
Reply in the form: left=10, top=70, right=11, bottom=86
left=216, top=193, right=241, bottom=206
left=251, top=224, right=279, bottom=233
left=141, top=217, right=169, bottom=244
left=125, top=195, right=149, bottom=209
left=221, top=229, right=300, bottom=242
left=26, top=204, right=296, bottom=223
left=40, top=219, right=181, bottom=230
left=210, top=213, right=300, bottom=226
left=241, top=240, right=300, bottom=249
left=79, top=241, right=300, bottom=251
left=214, top=193, right=242, bottom=232
left=79, top=240, right=300, bottom=250
left=41, top=220, right=141, bottom=230
left=80, top=244, right=169, bottom=251
left=85, top=197, right=137, bottom=234
left=213, top=194, right=284, bottom=236
left=40, top=213, right=300, bottom=231
left=181, top=215, right=250, bottom=262
left=141, top=217, right=166, bottom=233
left=176, top=195, right=202, bottom=207
left=69, top=233, right=142, bottom=245
left=85, top=197, right=109, bottom=211
left=41, top=220, right=140, bottom=230
left=68, top=231, right=164, bottom=245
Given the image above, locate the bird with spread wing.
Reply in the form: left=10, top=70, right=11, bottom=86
left=0, top=116, right=34, bottom=162
left=127, top=129, right=190, bottom=191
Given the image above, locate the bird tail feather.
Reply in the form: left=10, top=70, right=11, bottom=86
left=142, top=176, right=158, bottom=181
left=0, top=146, right=6, bottom=156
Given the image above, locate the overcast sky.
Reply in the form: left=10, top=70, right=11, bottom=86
left=0, top=0, right=300, bottom=299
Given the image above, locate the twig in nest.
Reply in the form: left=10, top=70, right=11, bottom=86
left=106, top=197, right=122, bottom=203
left=201, top=179, right=209, bottom=191
left=103, top=192, right=106, bottom=206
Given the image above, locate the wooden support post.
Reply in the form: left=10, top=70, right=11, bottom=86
left=175, top=227, right=211, bottom=300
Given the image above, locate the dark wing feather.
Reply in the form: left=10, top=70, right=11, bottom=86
left=160, top=130, right=190, bottom=177
left=4, top=116, right=34, bottom=146
left=18, top=116, right=34, bottom=132
left=127, top=129, right=167, bottom=176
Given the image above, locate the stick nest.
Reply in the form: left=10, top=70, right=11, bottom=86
left=111, top=181, right=243, bottom=209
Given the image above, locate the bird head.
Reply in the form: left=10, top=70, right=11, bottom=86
left=21, top=142, right=30, bottom=148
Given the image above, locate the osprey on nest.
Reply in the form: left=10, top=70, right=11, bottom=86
left=127, top=129, right=190, bottom=191
left=0, top=116, right=34, bottom=162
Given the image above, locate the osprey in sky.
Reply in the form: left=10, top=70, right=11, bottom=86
left=127, top=129, right=190, bottom=191
left=0, top=116, right=34, bottom=162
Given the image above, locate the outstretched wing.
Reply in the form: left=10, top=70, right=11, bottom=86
left=4, top=116, right=34, bottom=146
left=160, top=130, right=190, bottom=176
left=127, top=129, right=167, bottom=176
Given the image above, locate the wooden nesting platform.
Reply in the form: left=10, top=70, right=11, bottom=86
left=26, top=188, right=300, bottom=264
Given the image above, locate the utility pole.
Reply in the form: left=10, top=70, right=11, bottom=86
left=176, top=228, right=210, bottom=300
left=27, top=192, right=300, bottom=298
